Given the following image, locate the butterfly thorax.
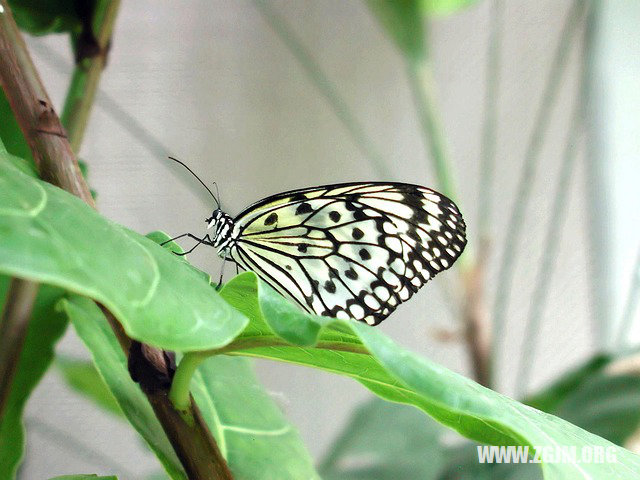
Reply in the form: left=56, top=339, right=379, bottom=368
left=206, top=209, right=237, bottom=257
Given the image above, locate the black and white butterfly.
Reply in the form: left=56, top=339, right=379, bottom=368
left=166, top=158, right=466, bottom=326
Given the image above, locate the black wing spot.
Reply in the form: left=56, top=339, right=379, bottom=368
left=297, top=243, right=308, bottom=253
left=291, top=192, right=307, bottom=202
left=329, top=210, right=341, bottom=222
left=264, top=212, right=278, bottom=226
left=295, top=202, right=313, bottom=215
left=345, top=268, right=358, bottom=280
left=329, top=267, right=339, bottom=278
left=359, top=248, right=371, bottom=260
left=324, top=280, right=337, bottom=293
left=285, top=264, right=292, bottom=270
left=353, top=209, right=366, bottom=220
left=352, top=227, right=364, bottom=240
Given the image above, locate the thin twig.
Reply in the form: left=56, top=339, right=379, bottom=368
left=250, top=0, right=392, bottom=179
left=0, top=278, right=39, bottom=419
left=406, top=59, right=457, bottom=204
left=405, top=24, right=489, bottom=384
left=478, top=0, right=502, bottom=239
left=614, top=247, right=640, bottom=348
left=515, top=80, right=587, bottom=398
left=582, top=0, right=612, bottom=350
left=0, top=2, right=232, bottom=477
left=491, top=0, right=586, bottom=374
left=462, top=244, right=491, bottom=386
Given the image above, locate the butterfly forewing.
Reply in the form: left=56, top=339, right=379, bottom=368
left=224, top=182, right=466, bottom=325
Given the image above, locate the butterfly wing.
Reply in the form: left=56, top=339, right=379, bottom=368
left=226, top=182, right=466, bottom=325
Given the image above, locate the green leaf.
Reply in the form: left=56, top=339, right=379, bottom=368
left=0, top=278, right=67, bottom=480
left=218, top=272, right=640, bottom=479
left=319, top=397, right=446, bottom=479
left=61, top=296, right=187, bottom=480
left=527, top=354, right=640, bottom=446
left=9, top=0, right=88, bottom=36
left=0, top=157, right=248, bottom=351
left=419, top=0, right=479, bottom=16
left=365, top=0, right=426, bottom=61
left=0, top=90, right=32, bottom=162
left=62, top=296, right=318, bottom=480
left=440, top=443, right=542, bottom=479
left=55, top=355, right=123, bottom=417
left=48, top=475, right=118, bottom=480
left=192, top=355, right=319, bottom=479
left=525, top=354, right=611, bottom=413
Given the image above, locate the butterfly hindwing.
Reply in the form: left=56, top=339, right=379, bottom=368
left=225, top=182, right=466, bottom=325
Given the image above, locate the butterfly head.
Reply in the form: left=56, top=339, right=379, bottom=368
left=206, top=208, right=235, bottom=251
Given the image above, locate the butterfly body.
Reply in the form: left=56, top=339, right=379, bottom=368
left=201, top=182, right=466, bottom=326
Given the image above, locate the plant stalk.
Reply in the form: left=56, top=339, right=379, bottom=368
left=0, top=0, right=93, bottom=204
left=0, top=2, right=232, bottom=477
left=490, top=0, right=587, bottom=376
left=0, top=278, right=39, bottom=421
left=61, top=0, right=120, bottom=152
left=405, top=52, right=490, bottom=385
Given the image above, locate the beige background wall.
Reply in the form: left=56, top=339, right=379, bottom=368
left=18, top=1, right=604, bottom=477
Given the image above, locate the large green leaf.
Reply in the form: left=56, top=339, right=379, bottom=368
left=525, top=355, right=611, bottom=413
left=0, top=278, right=67, bottom=480
left=62, top=296, right=187, bottom=480
left=319, top=397, right=447, bottom=479
left=365, top=0, right=426, bottom=61
left=0, top=156, right=248, bottom=351
left=217, top=272, right=640, bottom=479
left=9, top=0, right=89, bottom=36
left=192, top=355, right=319, bottom=479
left=527, top=354, right=640, bottom=447
left=439, top=443, right=542, bottom=480
left=0, top=91, right=32, bottom=162
left=62, top=296, right=319, bottom=480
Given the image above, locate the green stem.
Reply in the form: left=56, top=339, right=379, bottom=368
left=478, top=0, right=502, bottom=239
left=406, top=59, right=456, bottom=203
left=582, top=0, right=612, bottom=349
left=170, top=336, right=371, bottom=413
left=515, top=84, right=585, bottom=398
left=169, top=352, right=208, bottom=412
left=250, top=0, right=391, bottom=178
left=491, top=0, right=586, bottom=375
left=61, top=0, right=120, bottom=151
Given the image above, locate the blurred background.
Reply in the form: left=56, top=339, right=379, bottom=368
left=15, top=0, right=639, bottom=477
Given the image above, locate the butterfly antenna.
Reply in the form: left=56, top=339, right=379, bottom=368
left=168, top=156, right=220, bottom=208
left=212, top=181, right=221, bottom=207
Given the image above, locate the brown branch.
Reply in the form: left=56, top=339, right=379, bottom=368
left=0, top=1, right=93, bottom=205
left=0, top=2, right=232, bottom=478
left=462, top=241, right=492, bottom=387
left=0, top=278, right=39, bottom=419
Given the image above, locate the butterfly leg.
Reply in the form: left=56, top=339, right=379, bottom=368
left=162, top=233, right=214, bottom=256
left=214, top=252, right=228, bottom=291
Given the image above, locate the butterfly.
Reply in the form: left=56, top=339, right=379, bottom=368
left=165, top=158, right=466, bottom=326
